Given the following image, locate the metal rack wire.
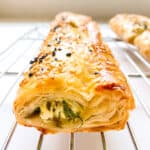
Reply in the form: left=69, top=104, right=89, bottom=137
left=0, top=24, right=150, bottom=150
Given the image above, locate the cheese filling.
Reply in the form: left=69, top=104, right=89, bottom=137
left=27, top=100, right=83, bottom=128
left=133, top=23, right=148, bottom=34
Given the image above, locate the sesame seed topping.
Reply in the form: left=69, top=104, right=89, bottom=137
left=39, top=58, right=43, bottom=63
left=29, top=60, right=34, bottom=64
left=56, top=40, right=61, bottom=44
left=52, top=51, right=56, bottom=57
left=52, top=25, right=60, bottom=32
left=29, top=57, right=38, bottom=64
left=39, top=54, right=48, bottom=63
left=58, top=48, right=62, bottom=51
left=55, top=37, right=61, bottom=44
left=40, top=68, right=44, bottom=71
left=66, top=53, right=72, bottom=57
left=88, top=48, right=93, bottom=52
left=28, top=73, right=33, bottom=77
left=94, top=72, right=99, bottom=75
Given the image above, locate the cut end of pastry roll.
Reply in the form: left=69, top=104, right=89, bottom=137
left=134, top=30, right=150, bottom=61
left=109, top=14, right=150, bottom=61
left=109, top=14, right=150, bottom=43
left=13, top=12, right=135, bottom=134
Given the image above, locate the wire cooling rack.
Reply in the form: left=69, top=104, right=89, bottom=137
left=0, top=23, right=150, bottom=150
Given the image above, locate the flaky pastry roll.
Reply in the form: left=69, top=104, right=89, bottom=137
left=134, top=30, right=150, bottom=61
left=109, top=14, right=150, bottom=61
left=14, top=12, right=135, bottom=133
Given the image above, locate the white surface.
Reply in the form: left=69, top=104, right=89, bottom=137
left=7, top=125, right=40, bottom=150
left=41, top=134, right=70, bottom=150
left=0, top=23, right=149, bottom=150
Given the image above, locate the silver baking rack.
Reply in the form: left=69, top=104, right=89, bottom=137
left=0, top=23, right=150, bottom=150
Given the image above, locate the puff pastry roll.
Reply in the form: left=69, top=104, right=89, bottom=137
left=14, top=12, right=135, bottom=133
left=134, top=30, right=150, bottom=61
left=109, top=14, right=150, bottom=61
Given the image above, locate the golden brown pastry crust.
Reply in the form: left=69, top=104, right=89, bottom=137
left=109, top=14, right=150, bottom=43
left=134, top=30, right=150, bottom=61
left=14, top=12, right=135, bottom=134
left=109, top=14, right=150, bottom=61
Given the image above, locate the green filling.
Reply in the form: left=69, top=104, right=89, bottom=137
left=26, top=100, right=83, bottom=128
left=25, top=107, right=41, bottom=118
left=62, top=100, right=80, bottom=120
left=46, top=101, right=51, bottom=110
left=133, top=23, right=148, bottom=34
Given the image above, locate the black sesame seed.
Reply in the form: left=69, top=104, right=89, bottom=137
left=54, top=48, right=57, bottom=51
left=46, top=102, right=51, bottom=110
left=34, top=57, right=38, bottom=63
left=39, top=59, right=43, bottom=63
left=55, top=37, right=61, bottom=44
left=58, top=48, right=62, bottom=51
left=52, top=25, right=60, bottom=32
left=66, top=53, right=72, bottom=57
left=52, top=51, right=56, bottom=57
left=38, top=54, right=48, bottom=63
left=28, top=73, right=33, bottom=77
left=89, top=48, right=93, bottom=52
left=41, top=54, right=48, bottom=59
left=55, top=37, right=58, bottom=41
left=94, top=72, right=99, bottom=75
left=53, top=108, right=56, bottom=112
left=41, top=68, right=44, bottom=71
left=47, top=44, right=51, bottom=47
left=54, top=58, right=58, bottom=61
left=56, top=40, right=61, bottom=44
left=29, top=60, right=34, bottom=64
left=29, top=57, right=38, bottom=64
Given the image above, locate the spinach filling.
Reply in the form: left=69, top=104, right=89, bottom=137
left=46, top=101, right=51, bottom=110
left=26, top=100, right=83, bottom=127
left=62, top=100, right=81, bottom=120
left=25, top=107, right=41, bottom=118
left=133, top=23, right=148, bottom=34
